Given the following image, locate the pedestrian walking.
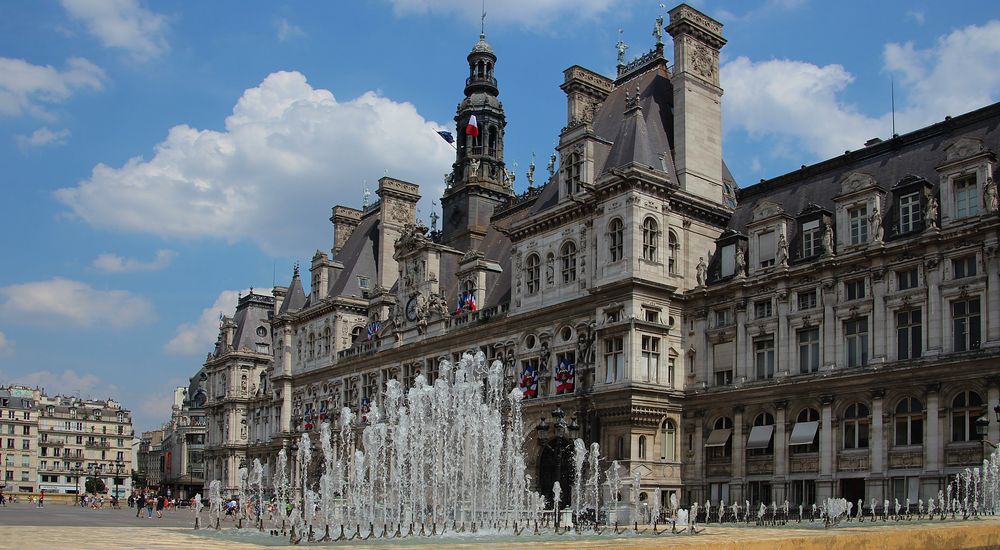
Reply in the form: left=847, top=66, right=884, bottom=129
left=37, top=490, right=44, bottom=508
left=146, top=494, right=155, bottom=518
left=155, top=494, right=164, bottom=518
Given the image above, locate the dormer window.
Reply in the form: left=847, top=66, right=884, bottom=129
left=565, top=153, right=583, bottom=195
left=954, top=175, right=979, bottom=218
left=848, top=206, right=869, bottom=244
left=758, top=231, right=776, bottom=268
left=898, top=192, right=921, bottom=234
left=801, top=220, right=821, bottom=258
left=357, top=276, right=370, bottom=289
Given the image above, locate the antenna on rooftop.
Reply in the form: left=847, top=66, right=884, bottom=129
left=481, top=0, right=487, bottom=37
left=891, top=76, right=896, bottom=138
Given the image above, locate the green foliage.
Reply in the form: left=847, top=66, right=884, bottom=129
left=85, top=478, right=107, bottom=494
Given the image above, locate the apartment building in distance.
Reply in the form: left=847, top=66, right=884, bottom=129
left=0, top=386, right=39, bottom=495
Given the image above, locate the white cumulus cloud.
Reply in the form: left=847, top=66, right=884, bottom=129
left=721, top=20, right=1000, bottom=165
left=0, top=57, right=105, bottom=119
left=0, top=277, right=154, bottom=329
left=92, top=249, right=176, bottom=273
left=388, top=0, right=622, bottom=28
left=61, top=0, right=169, bottom=61
left=16, top=127, right=71, bottom=149
left=16, top=369, right=105, bottom=396
left=165, top=287, right=269, bottom=355
left=56, top=71, right=454, bottom=256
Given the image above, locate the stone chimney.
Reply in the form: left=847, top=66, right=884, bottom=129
left=330, top=205, right=362, bottom=256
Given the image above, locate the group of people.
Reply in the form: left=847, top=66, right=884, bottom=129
left=79, top=493, right=118, bottom=509
left=130, top=492, right=169, bottom=518
left=0, top=490, right=44, bottom=507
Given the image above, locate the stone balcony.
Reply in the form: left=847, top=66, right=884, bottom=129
left=945, top=444, right=984, bottom=467
left=746, top=455, right=774, bottom=475
left=706, top=456, right=732, bottom=478
left=789, top=454, right=819, bottom=473
left=888, top=448, right=923, bottom=469
left=838, top=449, right=870, bottom=472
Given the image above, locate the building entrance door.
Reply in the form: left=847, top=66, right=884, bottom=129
left=840, top=478, right=865, bottom=503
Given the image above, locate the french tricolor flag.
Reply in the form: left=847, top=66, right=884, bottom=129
left=466, top=114, right=480, bottom=138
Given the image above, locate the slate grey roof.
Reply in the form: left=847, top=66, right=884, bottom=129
left=727, top=103, right=1000, bottom=241
left=280, top=271, right=307, bottom=315
left=231, top=293, right=275, bottom=351
left=329, top=214, right=380, bottom=298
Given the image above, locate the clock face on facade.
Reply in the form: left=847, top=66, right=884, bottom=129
left=405, top=297, right=418, bottom=321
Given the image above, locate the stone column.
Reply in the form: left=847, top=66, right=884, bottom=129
left=821, top=280, right=837, bottom=370
left=870, top=389, right=886, bottom=498
left=872, top=272, right=887, bottom=362
left=280, top=326, right=293, bottom=433
left=986, top=247, right=1000, bottom=346
left=773, top=400, right=788, bottom=503
left=777, top=291, right=790, bottom=376
left=735, top=303, right=748, bottom=382
left=989, top=379, right=1000, bottom=445
left=694, top=419, right=704, bottom=490
left=925, top=384, right=940, bottom=473
left=820, top=395, right=834, bottom=477
left=925, top=259, right=942, bottom=356
left=732, top=406, right=745, bottom=503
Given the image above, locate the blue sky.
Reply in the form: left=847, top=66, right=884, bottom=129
left=1, top=0, right=998, bottom=431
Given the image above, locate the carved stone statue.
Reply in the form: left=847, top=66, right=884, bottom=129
left=696, top=256, right=707, bottom=286
left=505, top=164, right=516, bottom=190
left=429, top=291, right=449, bottom=317
left=526, top=154, right=536, bottom=189
left=734, top=245, right=746, bottom=277
left=870, top=206, right=884, bottom=242
left=547, top=153, right=557, bottom=178
left=545, top=254, right=554, bottom=285
left=823, top=220, right=835, bottom=256
left=468, top=157, right=480, bottom=178
left=985, top=177, right=999, bottom=214
left=443, top=172, right=452, bottom=191
left=776, top=234, right=789, bottom=267
left=615, top=29, right=629, bottom=66
left=925, top=194, right=939, bottom=230
left=653, top=15, right=664, bottom=45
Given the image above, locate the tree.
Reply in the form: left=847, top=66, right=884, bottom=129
left=85, top=478, right=107, bottom=494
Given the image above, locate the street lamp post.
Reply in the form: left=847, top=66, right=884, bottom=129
left=113, top=461, right=124, bottom=506
left=70, top=466, right=83, bottom=503
left=536, top=406, right=579, bottom=530
left=974, top=405, right=1000, bottom=450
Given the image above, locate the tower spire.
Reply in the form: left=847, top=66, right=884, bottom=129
left=480, top=0, right=486, bottom=38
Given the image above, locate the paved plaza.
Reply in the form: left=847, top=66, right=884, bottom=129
left=1, top=503, right=999, bottom=549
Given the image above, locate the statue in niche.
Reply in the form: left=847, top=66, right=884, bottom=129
left=240, top=417, right=247, bottom=439
left=776, top=233, right=789, bottom=266
left=870, top=206, right=884, bottom=242
left=925, top=194, right=939, bottom=230
left=695, top=257, right=707, bottom=286
left=823, top=220, right=836, bottom=256
left=545, top=254, right=555, bottom=285
left=469, top=157, right=480, bottom=178
left=539, top=341, right=551, bottom=373
left=985, top=177, right=999, bottom=214
left=735, top=244, right=746, bottom=277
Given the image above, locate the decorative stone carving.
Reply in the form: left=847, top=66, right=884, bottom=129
left=944, top=137, right=985, bottom=161
left=469, top=157, right=480, bottom=177
left=924, top=193, right=940, bottom=230
left=776, top=233, right=789, bottom=266
left=985, top=177, right=999, bottom=214
left=822, top=220, right=836, bottom=256
left=870, top=206, right=884, bottom=243
left=696, top=257, right=707, bottom=286
left=735, top=245, right=746, bottom=277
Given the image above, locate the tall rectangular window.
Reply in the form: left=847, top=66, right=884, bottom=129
left=758, top=231, right=776, bottom=268
left=801, top=219, right=821, bottom=257
left=754, top=337, right=775, bottom=379
left=754, top=300, right=773, bottom=319
left=714, top=309, right=732, bottom=328
left=897, top=268, right=918, bottom=290
left=849, top=206, right=869, bottom=244
left=604, top=336, right=624, bottom=383
left=952, top=298, right=982, bottom=352
left=797, top=289, right=817, bottom=310
left=952, top=255, right=977, bottom=279
left=896, top=308, right=922, bottom=360
left=899, top=192, right=921, bottom=233
left=667, top=356, right=676, bottom=388
left=640, top=336, right=660, bottom=383
left=845, top=317, right=869, bottom=367
left=955, top=176, right=979, bottom=218
left=845, top=278, right=866, bottom=301
left=798, top=328, right=820, bottom=373
left=713, top=341, right=734, bottom=387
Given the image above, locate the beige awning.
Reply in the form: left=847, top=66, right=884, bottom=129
left=745, top=425, right=774, bottom=450
left=704, top=428, right=732, bottom=447
left=788, top=421, right=819, bottom=446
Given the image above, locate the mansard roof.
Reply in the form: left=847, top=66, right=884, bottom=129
left=329, top=214, right=380, bottom=299
left=279, top=270, right=307, bottom=315
left=231, top=293, right=274, bottom=351
left=727, top=103, right=1000, bottom=234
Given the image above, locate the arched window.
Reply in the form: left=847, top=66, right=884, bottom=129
left=609, top=218, right=624, bottom=262
left=661, top=419, right=676, bottom=461
left=351, top=326, right=364, bottom=345
left=748, top=412, right=775, bottom=456
left=708, top=417, right=733, bottom=459
left=638, top=435, right=647, bottom=459
left=642, top=217, right=659, bottom=262
left=561, top=241, right=577, bottom=283
left=843, top=403, right=870, bottom=449
left=894, top=397, right=923, bottom=446
left=668, top=231, right=679, bottom=274
left=525, top=254, right=540, bottom=294
left=951, top=390, right=984, bottom=442
left=615, top=436, right=625, bottom=460
left=309, top=333, right=317, bottom=359
left=792, top=408, right=820, bottom=454
left=488, top=126, right=498, bottom=157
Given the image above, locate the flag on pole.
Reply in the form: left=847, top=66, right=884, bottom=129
left=466, top=291, right=477, bottom=311
left=366, top=320, right=381, bottom=341
left=466, top=114, right=480, bottom=138
left=436, top=130, right=454, bottom=144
